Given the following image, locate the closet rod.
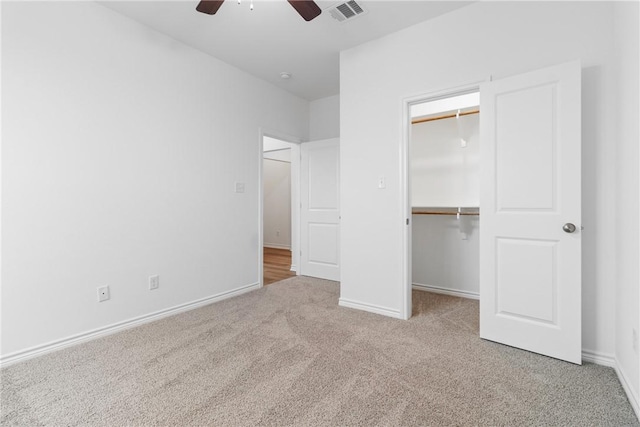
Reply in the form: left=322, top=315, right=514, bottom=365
left=412, top=109, right=479, bottom=125
left=412, top=211, right=479, bottom=216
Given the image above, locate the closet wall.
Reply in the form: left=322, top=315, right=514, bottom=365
left=411, top=113, right=480, bottom=297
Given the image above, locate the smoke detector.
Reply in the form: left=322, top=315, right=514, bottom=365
left=328, top=0, right=366, bottom=23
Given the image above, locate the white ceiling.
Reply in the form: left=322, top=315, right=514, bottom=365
left=101, top=1, right=473, bottom=101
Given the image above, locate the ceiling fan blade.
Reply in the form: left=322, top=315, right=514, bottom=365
left=196, top=0, right=225, bottom=15
left=287, top=0, right=322, bottom=21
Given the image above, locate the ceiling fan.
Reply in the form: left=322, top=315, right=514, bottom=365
left=196, top=0, right=322, bottom=21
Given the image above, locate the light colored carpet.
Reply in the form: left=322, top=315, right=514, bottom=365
left=1, top=276, right=638, bottom=426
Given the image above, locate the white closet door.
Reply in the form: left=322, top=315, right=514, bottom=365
left=300, top=138, right=340, bottom=281
left=479, top=61, right=582, bottom=364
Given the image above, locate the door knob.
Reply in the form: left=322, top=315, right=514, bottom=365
left=563, top=223, right=576, bottom=233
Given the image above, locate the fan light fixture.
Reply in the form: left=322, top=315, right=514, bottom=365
left=196, top=0, right=322, bottom=21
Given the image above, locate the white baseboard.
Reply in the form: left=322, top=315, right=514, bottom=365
left=263, top=243, right=291, bottom=250
left=413, top=283, right=480, bottom=300
left=290, top=264, right=297, bottom=272
left=581, top=349, right=615, bottom=367
left=615, top=359, right=640, bottom=420
left=0, top=282, right=260, bottom=368
left=339, top=298, right=403, bottom=319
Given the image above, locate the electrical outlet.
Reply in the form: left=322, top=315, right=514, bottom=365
left=235, top=182, right=245, bottom=193
left=97, top=286, right=110, bottom=302
left=149, top=275, right=160, bottom=290
left=633, top=328, right=638, bottom=353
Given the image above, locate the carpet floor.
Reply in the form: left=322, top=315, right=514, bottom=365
left=1, top=276, right=638, bottom=426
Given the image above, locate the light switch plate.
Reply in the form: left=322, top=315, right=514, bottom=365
left=378, top=176, right=386, bottom=189
left=149, top=275, right=159, bottom=290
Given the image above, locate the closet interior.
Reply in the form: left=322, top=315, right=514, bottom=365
left=410, top=92, right=480, bottom=299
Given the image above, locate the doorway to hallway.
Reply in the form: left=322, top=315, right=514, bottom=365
left=262, top=135, right=298, bottom=286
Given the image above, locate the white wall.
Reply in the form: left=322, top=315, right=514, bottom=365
left=264, top=136, right=293, bottom=152
left=264, top=149, right=291, bottom=163
left=412, top=215, right=479, bottom=296
left=613, top=1, right=640, bottom=409
left=411, top=115, right=479, bottom=207
left=1, top=2, right=309, bottom=359
left=340, top=1, right=620, bottom=359
left=309, top=94, right=340, bottom=140
left=263, top=153, right=292, bottom=249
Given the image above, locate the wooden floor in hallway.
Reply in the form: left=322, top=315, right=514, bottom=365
left=263, top=247, right=296, bottom=285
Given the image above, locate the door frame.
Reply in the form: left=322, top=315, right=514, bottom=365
left=400, top=80, right=485, bottom=319
left=258, top=128, right=303, bottom=287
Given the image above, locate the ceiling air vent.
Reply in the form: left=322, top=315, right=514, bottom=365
left=329, top=1, right=366, bottom=23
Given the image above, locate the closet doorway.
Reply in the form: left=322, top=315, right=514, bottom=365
left=402, top=61, right=583, bottom=364
left=408, top=91, right=481, bottom=301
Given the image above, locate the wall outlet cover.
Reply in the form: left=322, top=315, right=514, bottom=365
left=97, top=286, right=110, bottom=302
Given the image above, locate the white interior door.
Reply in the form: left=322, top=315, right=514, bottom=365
left=479, top=61, right=582, bottom=364
left=300, top=138, right=340, bottom=281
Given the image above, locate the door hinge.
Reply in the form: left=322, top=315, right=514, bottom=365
left=406, top=218, right=410, bottom=225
